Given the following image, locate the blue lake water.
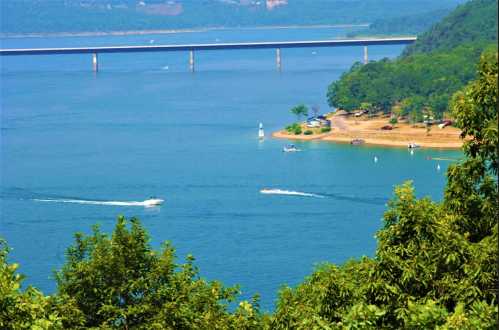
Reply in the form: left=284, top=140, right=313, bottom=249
left=0, top=27, right=461, bottom=310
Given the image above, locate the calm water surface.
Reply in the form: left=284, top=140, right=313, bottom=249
left=0, top=27, right=460, bottom=310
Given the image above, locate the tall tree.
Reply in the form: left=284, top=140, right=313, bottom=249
left=445, top=50, right=498, bottom=242
left=290, top=104, right=309, bottom=122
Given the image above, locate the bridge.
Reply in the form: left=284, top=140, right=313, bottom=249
left=0, top=37, right=416, bottom=72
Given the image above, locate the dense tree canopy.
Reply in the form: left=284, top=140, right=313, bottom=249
left=327, top=0, right=498, bottom=117
left=327, top=44, right=495, bottom=115
left=403, top=0, right=498, bottom=56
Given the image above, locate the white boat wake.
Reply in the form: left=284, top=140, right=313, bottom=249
left=33, top=198, right=164, bottom=207
left=259, top=189, right=324, bottom=198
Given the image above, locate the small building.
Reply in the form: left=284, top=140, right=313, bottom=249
left=306, top=118, right=321, bottom=128
left=306, top=116, right=331, bottom=128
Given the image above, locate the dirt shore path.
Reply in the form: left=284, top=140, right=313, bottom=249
left=273, top=114, right=463, bottom=149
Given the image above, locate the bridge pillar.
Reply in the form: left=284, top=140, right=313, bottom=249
left=363, top=46, right=368, bottom=64
left=276, top=48, right=281, bottom=71
left=189, top=50, right=195, bottom=72
left=92, top=53, right=99, bottom=72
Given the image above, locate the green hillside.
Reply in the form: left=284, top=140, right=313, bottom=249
left=348, top=9, right=452, bottom=37
left=404, top=0, right=498, bottom=55
left=327, top=0, right=498, bottom=117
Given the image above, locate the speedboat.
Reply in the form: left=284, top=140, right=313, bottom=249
left=408, top=143, right=421, bottom=149
left=143, top=198, right=164, bottom=207
left=283, top=144, right=300, bottom=152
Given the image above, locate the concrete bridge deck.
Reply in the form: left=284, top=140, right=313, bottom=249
left=0, top=37, right=417, bottom=71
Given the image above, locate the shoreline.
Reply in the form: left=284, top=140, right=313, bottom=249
left=0, top=24, right=369, bottom=39
left=273, top=114, right=463, bottom=150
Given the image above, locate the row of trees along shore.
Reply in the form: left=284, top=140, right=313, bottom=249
left=1, top=50, right=497, bottom=329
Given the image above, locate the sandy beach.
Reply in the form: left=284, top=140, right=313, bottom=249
left=273, top=113, right=464, bottom=149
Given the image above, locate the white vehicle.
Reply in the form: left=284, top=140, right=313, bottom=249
left=408, top=143, right=421, bottom=149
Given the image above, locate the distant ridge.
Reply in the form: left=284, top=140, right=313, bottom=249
left=403, top=0, right=498, bottom=56
left=0, top=0, right=464, bottom=35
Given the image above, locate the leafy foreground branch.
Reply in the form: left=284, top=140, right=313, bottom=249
left=1, top=53, right=497, bottom=329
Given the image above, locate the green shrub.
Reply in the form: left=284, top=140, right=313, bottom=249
left=304, top=130, right=313, bottom=135
left=389, top=117, right=398, bottom=125
left=286, top=123, right=300, bottom=133
left=320, top=127, right=331, bottom=133
left=293, top=127, right=302, bottom=135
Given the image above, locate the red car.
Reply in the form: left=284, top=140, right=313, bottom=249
left=381, top=125, right=393, bottom=130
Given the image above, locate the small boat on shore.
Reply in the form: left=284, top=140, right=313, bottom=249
left=408, top=143, right=421, bottom=149
left=350, top=138, right=365, bottom=145
left=283, top=144, right=300, bottom=152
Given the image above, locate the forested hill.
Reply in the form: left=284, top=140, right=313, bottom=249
left=1, top=0, right=464, bottom=35
left=403, top=0, right=498, bottom=56
left=347, top=9, right=452, bottom=37
left=327, top=0, right=498, bottom=116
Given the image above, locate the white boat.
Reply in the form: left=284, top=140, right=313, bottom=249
left=283, top=144, right=300, bottom=152
left=408, top=143, right=421, bottom=149
left=143, top=198, right=164, bottom=207
left=258, top=122, right=265, bottom=139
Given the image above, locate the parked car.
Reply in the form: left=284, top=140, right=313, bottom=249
left=381, top=125, right=393, bottom=130
left=438, top=120, right=453, bottom=129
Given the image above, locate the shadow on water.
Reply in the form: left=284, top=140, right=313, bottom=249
left=319, top=192, right=387, bottom=206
